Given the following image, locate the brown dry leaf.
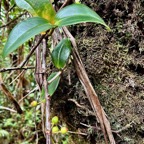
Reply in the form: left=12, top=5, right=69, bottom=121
left=0, top=73, right=23, bottom=114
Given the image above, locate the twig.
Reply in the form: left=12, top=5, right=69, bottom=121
left=0, top=12, right=26, bottom=28
left=8, top=4, right=16, bottom=13
left=34, top=107, right=39, bottom=144
left=20, top=34, right=47, bottom=68
left=18, top=87, right=39, bottom=103
left=18, top=71, right=62, bottom=103
left=59, top=0, right=72, bottom=10
left=68, top=131, right=87, bottom=136
left=80, top=122, right=101, bottom=130
left=0, top=66, right=35, bottom=72
left=20, top=29, right=54, bottom=68
left=114, top=121, right=134, bottom=133
left=0, top=106, right=17, bottom=113
left=9, top=70, right=25, bottom=86
left=80, top=122, right=94, bottom=128
left=68, top=98, right=95, bottom=116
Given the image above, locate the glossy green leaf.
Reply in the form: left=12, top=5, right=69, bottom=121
left=55, top=4, right=110, bottom=30
left=3, top=17, right=54, bottom=57
left=48, top=72, right=61, bottom=96
left=51, top=38, right=71, bottom=69
left=15, top=0, right=56, bottom=24
left=15, top=0, right=36, bottom=15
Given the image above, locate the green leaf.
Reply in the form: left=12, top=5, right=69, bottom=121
left=15, top=0, right=56, bottom=23
left=0, top=129, right=9, bottom=138
left=51, top=38, right=71, bottom=69
left=55, top=4, right=110, bottom=30
left=4, top=118, right=14, bottom=127
left=48, top=72, right=61, bottom=96
left=3, top=17, right=54, bottom=57
left=15, top=0, right=36, bottom=15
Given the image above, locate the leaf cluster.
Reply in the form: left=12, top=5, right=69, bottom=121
left=3, top=0, right=109, bottom=58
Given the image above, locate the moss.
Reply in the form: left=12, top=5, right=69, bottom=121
left=51, top=0, right=144, bottom=143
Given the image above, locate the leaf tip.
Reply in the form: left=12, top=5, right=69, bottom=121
left=75, top=0, right=81, bottom=4
left=2, top=49, right=7, bottom=58
left=2, top=44, right=10, bottom=58
left=102, top=23, right=111, bottom=32
left=106, top=26, right=111, bottom=32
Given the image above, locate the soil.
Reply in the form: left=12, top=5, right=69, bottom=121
left=51, top=0, right=144, bottom=143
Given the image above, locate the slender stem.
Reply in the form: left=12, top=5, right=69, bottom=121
left=42, top=39, right=51, bottom=144
left=20, top=29, right=54, bottom=68
left=0, top=106, right=17, bottom=113
left=18, top=87, right=39, bottom=103
left=0, top=12, right=26, bottom=28
left=0, top=66, right=34, bottom=72
left=20, top=34, right=47, bottom=68
left=18, top=71, right=62, bottom=103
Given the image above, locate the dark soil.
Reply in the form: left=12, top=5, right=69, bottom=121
left=51, top=0, right=144, bottom=143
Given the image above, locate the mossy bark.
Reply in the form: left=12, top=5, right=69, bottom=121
left=52, top=0, right=144, bottom=143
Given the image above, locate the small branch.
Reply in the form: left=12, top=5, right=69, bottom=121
left=0, top=12, right=26, bottom=28
left=114, top=121, right=134, bottom=133
left=0, top=106, right=17, bottom=113
left=18, top=71, right=62, bottom=103
left=20, top=29, right=54, bottom=68
left=80, top=122, right=101, bottom=131
left=0, top=66, right=35, bottom=72
left=68, top=131, right=87, bottom=136
left=9, top=70, right=25, bottom=85
left=68, top=98, right=95, bottom=116
left=20, top=34, right=47, bottom=68
left=59, top=0, right=72, bottom=10
left=18, top=87, right=39, bottom=103
left=80, top=122, right=94, bottom=128
left=34, top=108, right=39, bottom=144
left=8, top=4, right=16, bottom=13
